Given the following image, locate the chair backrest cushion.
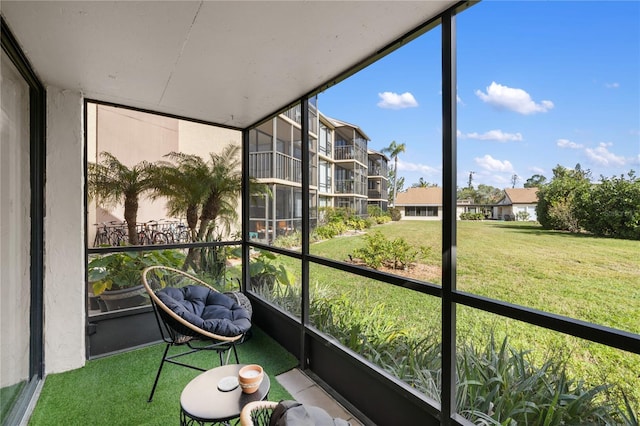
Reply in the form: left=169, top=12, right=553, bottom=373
left=269, top=400, right=351, bottom=426
left=156, top=285, right=251, bottom=337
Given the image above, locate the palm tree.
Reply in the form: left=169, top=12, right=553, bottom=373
left=88, top=152, right=154, bottom=245
left=150, top=144, right=255, bottom=272
left=150, top=152, right=213, bottom=243
left=381, top=140, right=406, bottom=207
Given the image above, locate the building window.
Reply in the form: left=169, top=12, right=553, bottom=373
left=405, top=206, right=438, bottom=217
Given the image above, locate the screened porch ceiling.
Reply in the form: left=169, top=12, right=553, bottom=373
left=2, top=1, right=457, bottom=129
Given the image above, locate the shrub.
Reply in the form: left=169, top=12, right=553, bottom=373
left=460, top=212, right=484, bottom=220
left=375, top=215, right=391, bottom=224
left=389, top=207, right=402, bottom=221
left=351, top=230, right=430, bottom=270
left=574, top=171, right=640, bottom=240
left=516, top=211, right=531, bottom=221
left=273, top=231, right=302, bottom=249
left=367, top=205, right=385, bottom=217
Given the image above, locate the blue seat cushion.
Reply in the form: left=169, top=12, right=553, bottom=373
left=156, top=285, right=251, bottom=337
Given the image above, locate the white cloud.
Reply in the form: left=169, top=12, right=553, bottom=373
left=461, top=129, right=523, bottom=142
left=474, top=155, right=515, bottom=172
left=397, top=158, right=439, bottom=175
left=557, top=138, right=584, bottom=149
left=457, top=95, right=464, bottom=105
left=605, top=82, right=620, bottom=89
left=529, top=166, right=546, bottom=174
left=585, top=142, right=626, bottom=167
left=475, top=82, right=554, bottom=115
left=377, top=91, right=418, bottom=109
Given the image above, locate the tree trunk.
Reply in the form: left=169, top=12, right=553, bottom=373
left=124, top=196, right=139, bottom=245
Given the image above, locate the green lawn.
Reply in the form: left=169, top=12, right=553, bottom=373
left=29, top=327, right=296, bottom=425
left=306, top=220, right=639, bottom=413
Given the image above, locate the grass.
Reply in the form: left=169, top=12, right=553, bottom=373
left=29, top=327, right=297, bottom=426
left=304, top=220, right=639, bottom=415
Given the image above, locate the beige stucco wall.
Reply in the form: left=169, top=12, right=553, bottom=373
left=177, top=119, right=240, bottom=158
left=44, top=87, right=86, bottom=374
left=91, top=105, right=179, bottom=226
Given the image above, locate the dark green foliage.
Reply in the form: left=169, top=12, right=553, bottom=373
left=536, top=164, right=591, bottom=232
left=525, top=174, right=547, bottom=188
left=389, top=207, right=402, bottom=221
left=319, top=207, right=354, bottom=224
left=457, top=184, right=503, bottom=205
left=313, top=207, right=374, bottom=240
left=366, top=205, right=386, bottom=218
left=460, top=212, right=485, bottom=220
left=538, top=166, right=640, bottom=240
left=351, top=231, right=430, bottom=270
left=88, top=249, right=186, bottom=294
left=574, top=172, right=640, bottom=240
left=314, top=222, right=347, bottom=240
left=304, top=296, right=628, bottom=425
left=458, top=337, right=617, bottom=425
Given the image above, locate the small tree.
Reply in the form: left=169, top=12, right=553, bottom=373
left=574, top=171, right=640, bottom=239
left=381, top=140, right=406, bottom=207
left=536, top=164, right=591, bottom=231
left=88, top=152, right=154, bottom=245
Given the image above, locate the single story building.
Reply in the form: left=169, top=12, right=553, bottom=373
left=395, top=186, right=539, bottom=221
left=493, top=187, right=539, bottom=221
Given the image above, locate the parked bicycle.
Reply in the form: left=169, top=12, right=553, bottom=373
left=93, top=221, right=128, bottom=247
left=137, top=220, right=171, bottom=245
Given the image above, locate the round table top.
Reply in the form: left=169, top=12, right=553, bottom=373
left=180, top=364, right=271, bottom=422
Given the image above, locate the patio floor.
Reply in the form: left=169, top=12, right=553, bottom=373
left=276, top=369, right=364, bottom=426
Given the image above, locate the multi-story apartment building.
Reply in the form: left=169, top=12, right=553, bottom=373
left=248, top=102, right=388, bottom=244
left=367, top=149, right=390, bottom=211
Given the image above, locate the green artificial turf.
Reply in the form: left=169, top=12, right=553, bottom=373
left=29, top=327, right=297, bottom=426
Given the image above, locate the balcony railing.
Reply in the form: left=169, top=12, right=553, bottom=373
left=335, top=179, right=366, bottom=195
left=249, top=152, right=302, bottom=183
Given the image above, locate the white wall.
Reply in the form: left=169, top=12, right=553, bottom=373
left=44, top=87, right=86, bottom=374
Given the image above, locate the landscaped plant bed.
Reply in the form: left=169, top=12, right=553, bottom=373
left=307, top=220, right=640, bottom=418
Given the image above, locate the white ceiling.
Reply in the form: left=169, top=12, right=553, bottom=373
left=2, top=1, right=456, bottom=128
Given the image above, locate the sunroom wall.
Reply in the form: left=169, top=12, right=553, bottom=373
left=44, top=87, right=86, bottom=374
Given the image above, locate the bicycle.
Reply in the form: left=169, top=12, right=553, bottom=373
left=137, top=220, right=171, bottom=245
left=93, top=223, right=110, bottom=247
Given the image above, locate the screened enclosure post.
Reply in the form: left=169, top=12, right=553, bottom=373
left=441, top=10, right=458, bottom=425
left=300, top=98, right=310, bottom=370
left=242, top=128, right=251, bottom=293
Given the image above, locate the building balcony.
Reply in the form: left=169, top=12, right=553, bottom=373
left=249, top=152, right=302, bottom=183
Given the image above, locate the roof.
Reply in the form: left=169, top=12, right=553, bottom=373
left=395, top=187, right=442, bottom=206
left=324, top=116, right=371, bottom=141
left=503, top=187, right=539, bottom=204
left=2, top=1, right=456, bottom=128
left=367, top=149, right=390, bottom=161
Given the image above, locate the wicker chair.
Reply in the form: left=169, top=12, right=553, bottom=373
left=142, top=265, right=252, bottom=402
left=240, top=400, right=351, bottom=426
left=240, top=401, right=279, bottom=426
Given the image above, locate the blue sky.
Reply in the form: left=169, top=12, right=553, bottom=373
left=317, top=1, right=640, bottom=189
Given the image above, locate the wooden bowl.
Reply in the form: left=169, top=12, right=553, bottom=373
left=238, top=364, right=263, bottom=394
